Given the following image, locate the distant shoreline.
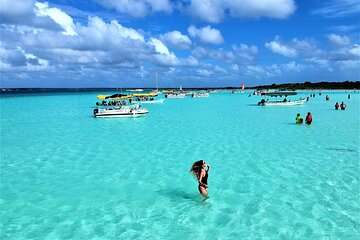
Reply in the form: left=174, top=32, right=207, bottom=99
left=1, top=81, right=359, bottom=93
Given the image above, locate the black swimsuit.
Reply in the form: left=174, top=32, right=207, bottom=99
left=199, top=168, right=208, bottom=186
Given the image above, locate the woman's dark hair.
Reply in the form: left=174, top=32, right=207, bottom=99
left=190, top=160, right=205, bottom=178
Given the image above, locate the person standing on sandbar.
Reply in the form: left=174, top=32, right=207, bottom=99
left=190, top=160, right=210, bottom=198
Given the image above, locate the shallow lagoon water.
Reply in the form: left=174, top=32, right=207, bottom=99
left=1, top=90, right=359, bottom=239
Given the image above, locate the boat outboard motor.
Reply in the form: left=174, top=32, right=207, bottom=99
left=93, top=109, right=99, bottom=116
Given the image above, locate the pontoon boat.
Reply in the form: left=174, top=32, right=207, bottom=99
left=93, top=105, right=149, bottom=118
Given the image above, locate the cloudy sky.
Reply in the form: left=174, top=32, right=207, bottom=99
left=0, top=0, right=359, bottom=88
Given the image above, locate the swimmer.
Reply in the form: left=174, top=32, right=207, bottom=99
left=295, top=113, right=303, bottom=124
left=190, top=160, right=210, bottom=198
left=340, top=101, right=346, bottom=110
left=335, top=102, right=339, bottom=110
left=305, top=112, right=312, bottom=125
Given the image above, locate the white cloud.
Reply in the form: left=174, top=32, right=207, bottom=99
left=231, top=64, right=239, bottom=71
left=0, top=46, right=50, bottom=71
left=34, top=1, right=77, bottom=36
left=192, top=44, right=258, bottom=64
left=328, top=25, right=358, bottom=33
left=148, top=38, right=198, bottom=67
left=226, top=0, right=296, bottom=19
left=159, top=31, right=192, bottom=50
left=311, top=0, right=360, bottom=17
left=285, top=61, right=304, bottom=72
left=80, top=17, right=145, bottom=42
left=328, top=34, right=351, bottom=46
left=0, top=0, right=34, bottom=23
left=265, top=37, right=297, bottom=57
left=96, top=0, right=172, bottom=18
left=149, top=38, right=172, bottom=55
left=349, top=44, right=360, bottom=57
left=187, top=0, right=224, bottom=23
left=1, top=12, right=200, bottom=69
left=188, top=25, right=224, bottom=44
left=186, top=0, right=296, bottom=23
left=197, top=69, right=212, bottom=76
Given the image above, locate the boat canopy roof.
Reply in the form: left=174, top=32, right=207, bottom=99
left=97, top=94, right=132, bottom=100
left=132, top=93, right=158, bottom=97
left=261, top=91, right=297, bottom=96
left=97, top=93, right=157, bottom=100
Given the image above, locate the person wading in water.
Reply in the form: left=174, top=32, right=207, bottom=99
left=190, top=160, right=210, bottom=198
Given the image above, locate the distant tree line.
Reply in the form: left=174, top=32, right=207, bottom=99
left=248, top=81, right=360, bottom=90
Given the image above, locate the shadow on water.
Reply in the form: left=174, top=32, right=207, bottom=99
left=157, top=189, right=209, bottom=205
left=247, top=104, right=261, bottom=107
left=283, top=122, right=296, bottom=125
left=325, top=148, right=358, bottom=153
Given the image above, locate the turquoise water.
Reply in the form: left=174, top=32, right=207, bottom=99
left=1, top=90, right=359, bottom=239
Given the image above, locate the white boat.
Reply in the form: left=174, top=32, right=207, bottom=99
left=93, top=105, right=149, bottom=118
left=259, top=98, right=307, bottom=106
left=165, top=93, right=186, bottom=98
left=254, top=90, right=268, bottom=95
left=192, top=92, right=209, bottom=98
left=127, top=89, right=144, bottom=92
left=139, top=98, right=165, bottom=104
left=207, top=89, right=220, bottom=93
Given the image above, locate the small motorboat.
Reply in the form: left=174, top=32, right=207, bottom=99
left=165, top=93, right=186, bottom=98
left=258, top=98, right=307, bottom=106
left=93, top=105, right=149, bottom=118
left=139, top=99, right=165, bottom=104
left=192, top=92, right=209, bottom=98
left=232, top=89, right=244, bottom=94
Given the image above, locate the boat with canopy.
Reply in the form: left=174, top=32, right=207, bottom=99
left=257, top=91, right=307, bottom=106
left=93, top=105, right=149, bottom=118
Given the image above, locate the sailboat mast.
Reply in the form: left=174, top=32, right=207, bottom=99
left=156, top=72, right=158, bottom=91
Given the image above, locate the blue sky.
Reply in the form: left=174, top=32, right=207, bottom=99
left=0, top=0, right=359, bottom=88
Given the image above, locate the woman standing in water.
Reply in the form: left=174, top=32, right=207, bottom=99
left=190, top=160, right=210, bottom=197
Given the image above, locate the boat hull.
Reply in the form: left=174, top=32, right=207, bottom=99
left=165, top=94, right=186, bottom=98
left=93, top=107, right=149, bottom=118
left=139, top=99, right=165, bottom=104
left=263, top=99, right=307, bottom=106
left=95, top=112, right=148, bottom=118
left=192, top=93, right=209, bottom=98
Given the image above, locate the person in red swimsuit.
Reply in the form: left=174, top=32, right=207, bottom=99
left=305, top=112, right=312, bottom=125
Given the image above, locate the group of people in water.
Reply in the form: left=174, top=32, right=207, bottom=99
left=296, top=112, right=312, bottom=125
left=323, top=94, right=347, bottom=110
left=335, top=102, right=346, bottom=110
